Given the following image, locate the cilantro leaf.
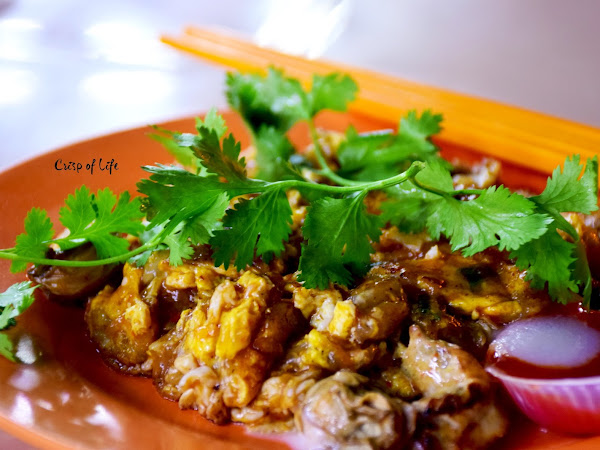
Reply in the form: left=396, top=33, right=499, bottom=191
left=227, top=69, right=357, bottom=182
left=0, top=282, right=36, bottom=362
left=54, top=188, right=144, bottom=259
left=337, top=111, right=446, bottom=181
left=8, top=187, right=144, bottom=269
left=428, top=185, right=551, bottom=256
left=140, top=156, right=260, bottom=268
left=381, top=182, right=433, bottom=233
left=226, top=68, right=308, bottom=133
left=510, top=156, right=599, bottom=305
left=58, top=186, right=97, bottom=236
left=149, top=127, right=198, bottom=170
left=533, top=155, right=599, bottom=215
left=195, top=107, right=228, bottom=139
left=138, top=166, right=243, bottom=265
left=128, top=224, right=168, bottom=267
left=299, top=194, right=382, bottom=288
left=307, top=73, right=357, bottom=116
left=337, top=127, right=396, bottom=173
left=0, top=282, right=37, bottom=330
left=158, top=191, right=230, bottom=266
left=0, top=334, right=14, bottom=362
left=184, top=192, right=229, bottom=245
left=399, top=110, right=443, bottom=146
left=212, top=188, right=293, bottom=269
left=11, top=208, right=54, bottom=273
left=393, top=160, right=552, bottom=256
left=254, top=126, right=302, bottom=182
left=381, top=160, right=453, bottom=232
left=415, top=158, right=454, bottom=191
left=139, top=165, right=254, bottom=225
left=150, top=109, right=228, bottom=173
left=139, top=165, right=224, bottom=225
left=162, top=223, right=195, bottom=266
left=227, top=69, right=358, bottom=134
left=510, top=226, right=578, bottom=302
left=178, top=128, right=248, bottom=182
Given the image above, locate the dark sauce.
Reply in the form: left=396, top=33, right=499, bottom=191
left=157, top=285, right=197, bottom=329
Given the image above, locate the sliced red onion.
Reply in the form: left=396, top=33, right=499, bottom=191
left=491, top=316, right=600, bottom=368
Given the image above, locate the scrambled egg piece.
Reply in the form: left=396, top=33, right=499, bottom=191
left=85, top=263, right=158, bottom=369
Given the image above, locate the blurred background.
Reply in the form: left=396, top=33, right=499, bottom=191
left=0, top=0, right=599, bottom=445
left=1, top=0, right=600, bottom=172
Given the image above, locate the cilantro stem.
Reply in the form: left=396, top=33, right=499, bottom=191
left=410, top=177, right=484, bottom=198
left=270, top=161, right=426, bottom=194
left=0, top=243, right=155, bottom=268
left=307, top=120, right=361, bottom=187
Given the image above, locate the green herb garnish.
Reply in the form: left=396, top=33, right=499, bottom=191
left=0, top=68, right=597, bottom=338
left=0, top=282, right=36, bottom=361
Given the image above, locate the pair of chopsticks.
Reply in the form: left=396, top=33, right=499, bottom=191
left=162, top=26, right=600, bottom=173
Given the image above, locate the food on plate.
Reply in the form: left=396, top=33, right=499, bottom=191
left=1, top=69, right=599, bottom=448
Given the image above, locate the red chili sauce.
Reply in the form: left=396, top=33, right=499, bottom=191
left=487, top=302, right=600, bottom=379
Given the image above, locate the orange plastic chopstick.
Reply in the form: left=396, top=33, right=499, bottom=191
left=161, top=26, right=600, bottom=173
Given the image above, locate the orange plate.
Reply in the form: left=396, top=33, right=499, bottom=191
left=0, top=111, right=598, bottom=450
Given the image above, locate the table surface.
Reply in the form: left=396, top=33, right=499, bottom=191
left=1, top=0, right=599, bottom=448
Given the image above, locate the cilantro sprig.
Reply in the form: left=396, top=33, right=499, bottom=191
left=510, top=155, right=599, bottom=305
left=0, top=69, right=597, bottom=321
left=1, top=187, right=144, bottom=271
left=226, top=68, right=358, bottom=185
left=137, top=135, right=426, bottom=286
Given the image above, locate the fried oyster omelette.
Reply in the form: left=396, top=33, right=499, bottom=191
left=29, top=132, right=583, bottom=450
